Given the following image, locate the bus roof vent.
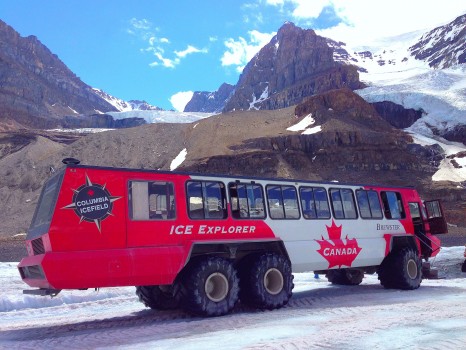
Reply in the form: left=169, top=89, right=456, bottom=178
left=62, top=158, right=80, bottom=165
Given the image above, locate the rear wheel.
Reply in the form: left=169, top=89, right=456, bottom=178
left=239, top=253, right=293, bottom=310
left=326, top=269, right=364, bottom=285
left=180, top=257, right=239, bottom=317
left=136, top=285, right=179, bottom=310
left=378, top=247, right=422, bottom=290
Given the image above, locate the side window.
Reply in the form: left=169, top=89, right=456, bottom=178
left=129, top=181, right=175, bottom=220
left=425, top=201, right=442, bottom=218
left=266, top=185, right=300, bottom=219
left=381, top=191, right=406, bottom=219
left=409, top=202, right=421, bottom=219
left=187, top=181, right=227, bottom=220
left=229, top=183, right=266, bottom=219
left=299, top=187, right=331, bottom=219
left=356, top=190, right=383, bottom=219
left=330, top=188, right=358, bottom=219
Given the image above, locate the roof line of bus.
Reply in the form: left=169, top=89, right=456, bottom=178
left=62, top=163, right=417, bottom=191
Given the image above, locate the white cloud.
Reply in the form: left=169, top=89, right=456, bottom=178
left=127, top=18, right=158, bottom=41
left=129, top=18, right=152, bottom=31
left=129, top=18, right=206, bottom=69
left=175, top=45, right=208, bottom=58
left=320, top=0, right=466, bottom=46
left=221, top=30, right=275, bottom=72
left=266, top=0, right=285, bottom=5
left=170, top=91, right=194, bottom=112
left=150, top=52, right=178, bottom=68
left=149, top=45, right=207, bottom=68
left=265, top=0, right=466, bottom=47
left=290, top=0, right=330, bottom=18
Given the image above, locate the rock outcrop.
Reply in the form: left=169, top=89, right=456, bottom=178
left=371, top=101, right=424, bottom=129
left=224, top=23, right=365, bottom=112
left=184, top=83, right=235, bottom=113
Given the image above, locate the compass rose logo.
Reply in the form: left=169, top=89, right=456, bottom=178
left=62, top=174, right=122, bottom=232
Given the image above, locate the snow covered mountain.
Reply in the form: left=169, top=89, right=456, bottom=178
left=409, top=14, right=465, bottom=69
left=333, top=14, right=466, bottom=144
left=332, top=14, right=466, bottom=183
left=92, top=88, right=163, bottom=112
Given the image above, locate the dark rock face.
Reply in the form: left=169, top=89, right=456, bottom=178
left=371, top=101, right=424, bottom=129
left=0, top=20, right=118, bottom=129
left=223, top=22, right=365, bottom=112
left=442, top=125, right=466, bottom=145
left=409, top=14, right=466, bottom=68
left=184, top=83, right=235, bottom=113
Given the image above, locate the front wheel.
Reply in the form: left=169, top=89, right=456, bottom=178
left=378, top=247, right=422, bottom=290
left=180, top=257, right=239, bottom=317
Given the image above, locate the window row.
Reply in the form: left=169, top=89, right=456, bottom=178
left=128, top=180, right=406, bottom=221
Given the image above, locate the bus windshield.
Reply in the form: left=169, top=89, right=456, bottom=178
left=27, top=169, right=65, bottom=240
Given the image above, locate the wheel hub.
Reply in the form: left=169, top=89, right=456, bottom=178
left=407, top=259, right=418, bottom=279
left=205, top=272, right=229, bottom=302
left=264, top=268, right=284, bottom=295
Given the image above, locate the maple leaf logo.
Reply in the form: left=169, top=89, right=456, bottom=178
left=316, top=220, right=362, bottom=268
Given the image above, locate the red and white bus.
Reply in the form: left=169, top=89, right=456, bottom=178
left=18, top=160, right=448, bottom=316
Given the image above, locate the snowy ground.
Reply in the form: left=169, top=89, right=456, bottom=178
left=1, top=247, right=465, bottom=349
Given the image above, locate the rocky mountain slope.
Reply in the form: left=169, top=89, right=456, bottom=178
left=0, top=20, right=120, bottom=130
left=409, top=14, right=466, bottom=68
left=0, top=20, right=165, bottom=132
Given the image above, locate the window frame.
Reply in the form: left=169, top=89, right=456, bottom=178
left=299, top=186, right=331, bottom=220
left=329, top=188, right=358, bottom=220
left=128, top=180, right=176, bottom=221
left=355, top=189, right=383, bottom=220
left=266, top=184, right=300, bottom=220
left=186, top=180, right=228, bottom=220
left=228, top=182, right=266, bottom=220
left=381, top=191, right=406, bottom=220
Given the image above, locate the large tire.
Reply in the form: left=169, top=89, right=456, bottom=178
left=378, top=247, right=422, bottom=290
left=239, top=253, right=294, bottom=310
left=135, top=285, right=180, bottom=310
left=180, top=257, right=239, bottom=317
left=326, top=269, right=364, bottom=285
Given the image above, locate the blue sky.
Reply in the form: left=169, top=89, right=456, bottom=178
left=1, top=0, right=464, bottom=111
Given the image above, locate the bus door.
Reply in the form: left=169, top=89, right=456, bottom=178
left=424, top=200, right=448, bottom=235
left=408, top=202, right=432, bottom=257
